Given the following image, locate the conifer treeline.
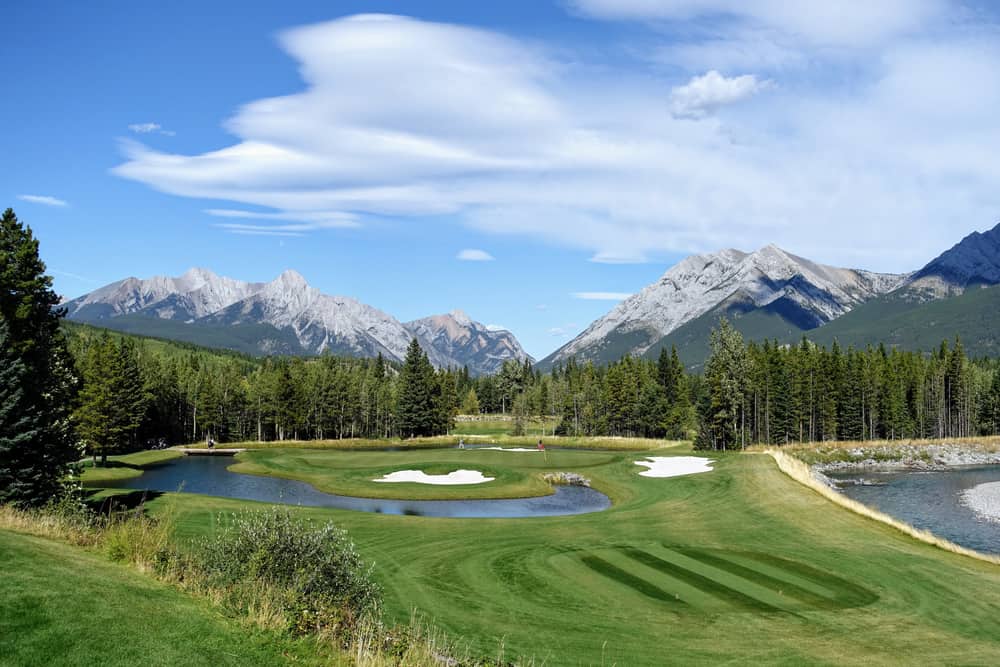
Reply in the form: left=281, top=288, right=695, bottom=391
left=67, top=332, right=471, bottom=452
left=695, top=319, right=1000, bottom=450
left=65, top=316, right=1000, bottom=456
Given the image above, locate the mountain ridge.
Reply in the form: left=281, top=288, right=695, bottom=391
left=61, top=268, right=530, bottom=375
left=539, top=243, right=905, bottom=369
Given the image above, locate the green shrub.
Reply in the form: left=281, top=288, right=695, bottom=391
left=196, top=509, right=381, bottom=635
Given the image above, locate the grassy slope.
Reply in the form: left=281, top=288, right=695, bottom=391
left=804, top=285, right=1000, bottom=356
left=0, top=530, right=326, bottom=667
left=452, top=418, right=561, bottom=437
left=136, top=450, right=1000, bottom=666
left=80, top=450, right=183, bottom=485
left=644, top=303, right=808, bottom=370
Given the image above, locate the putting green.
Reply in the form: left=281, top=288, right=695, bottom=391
left=228, top=447, right=625, bottom=500
left=139, top=449, right=1000, bottom=665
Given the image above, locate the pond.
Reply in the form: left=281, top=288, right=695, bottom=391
left=827, top=466, right=1000, bottom=555
left=102, top=455, right=612, bottom=519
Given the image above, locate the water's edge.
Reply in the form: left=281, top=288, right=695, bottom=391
left=96, top=456, right=612, bottom=519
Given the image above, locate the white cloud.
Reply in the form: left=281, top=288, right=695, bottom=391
left=129, top=122, right=176, bottom=136
left=457, top=248, right=495, bottom=261
left=569, top=0, right=946, bottom=47
left=669, top=70, right=770, bottom=118
left=485, top=324, right=508, bottom=332
left=206, top=208, right=358, bottom=235
left=112, top=12, right=1000, bottom=272
left=573, top=292, right=633, bottom=301
left=17, top=194, right=68, bottom=207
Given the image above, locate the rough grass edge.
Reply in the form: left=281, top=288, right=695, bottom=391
left=764, top=449, right=1000, bottom=566
left=0, top=503, right=537, bottom=666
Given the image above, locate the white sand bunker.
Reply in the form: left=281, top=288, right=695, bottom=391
left=374, top=469, right=495, bottom=485
left=960, top=481, right=1000, bottom=523
left=635, top=456, right=714, bottom=478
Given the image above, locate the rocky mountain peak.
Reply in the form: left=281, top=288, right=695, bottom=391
left=541, top=243, right=904, bottom=368
left=905, top=222, right=1000, bottom=297
left=449, top=309, right=472, bottom=326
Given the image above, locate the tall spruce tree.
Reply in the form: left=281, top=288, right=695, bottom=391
left=75, top=335, right=149, bottom=465
left=0, top=209, right=79, bottom=506
left=397, top=339, right=437, bottom=437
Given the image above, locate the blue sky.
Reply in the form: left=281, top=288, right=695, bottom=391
left=4, top=1, right=1000, bottom=358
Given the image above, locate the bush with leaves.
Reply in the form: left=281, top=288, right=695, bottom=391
left=196, top=509, right=381, bottom=635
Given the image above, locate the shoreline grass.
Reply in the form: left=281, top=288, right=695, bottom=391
left=80, top=449, right=183, bottom=484
left=764, top=448, right=1000, bottom=566
left=180, top=435, right=688, bottom=453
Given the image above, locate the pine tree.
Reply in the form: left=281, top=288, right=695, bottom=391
left=0, top=320, right=46, bottom=503
left=461, top=388, right=481, bottom=415
left=699, top=319, right=752, bottom=450
left=397, top=339, right=437, bottom=437
left=0, top=209, right=80, bottom=505
left=75, top=335, right=149, bottom=464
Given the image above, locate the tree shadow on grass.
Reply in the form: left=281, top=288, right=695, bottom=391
left=83, top=489, right=165, bottom=514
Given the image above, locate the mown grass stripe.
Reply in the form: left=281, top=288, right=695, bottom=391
left=722, top=551, right=841, bottom=599
left=579, top=555, right=688, bottom=608
left=734, top=551, right=878, bottom=608
left=620, top=548, right=783, bottom=613
left=670, top=547, right=840, bottom=610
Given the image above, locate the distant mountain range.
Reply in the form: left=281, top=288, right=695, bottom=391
left=63, top=223, right=1000, bottom=373
left=61, top=268, right=531, bottom=375
left=539, top=222, right=1000, bottom=370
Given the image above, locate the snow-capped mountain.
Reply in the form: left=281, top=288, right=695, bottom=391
left=541, top=244, right=905, bottom=368
left=902, top=222, right=1000, bottom=298
left=199, top=270, right=420, bottom=362
left=61, top=268, right=528, bottom=374
left=61, top=267, right=264, bottom=322
left=404, top=310, right=533, bottom=375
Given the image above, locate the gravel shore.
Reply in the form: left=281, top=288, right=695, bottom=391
left=814, top=444, right=1000, bottom=475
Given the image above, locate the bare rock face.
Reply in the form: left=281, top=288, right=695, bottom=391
left=404, top=310, right=533, bottom=376
left=543, top=244, right=905, bottom=367
left=902, top=222, right=1000, bottom=298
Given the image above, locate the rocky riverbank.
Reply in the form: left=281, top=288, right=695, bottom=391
left=798, top=443, right=1000, bottom=473
left=798, top=442, right=1000, bottom=490
left=542, top=472, right=591, bottom=487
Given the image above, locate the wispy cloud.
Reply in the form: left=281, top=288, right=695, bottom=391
left=206, top=208, right=358, bottom=236
left=485, top=323, right=508, bottom=332
left=572, top=292, right=633, bottom=301
left=113, top=10, right=1000, bottom=272
left=17, top=194, right=68, bottom=207
left=128, top=122, right=175, bottom=136
left=50, top=269, right=99, bottom=284
left=457, top=248, right=495, bottom=261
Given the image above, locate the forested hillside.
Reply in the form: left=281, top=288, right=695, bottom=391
left=63, top=317, right=1000, bottom=457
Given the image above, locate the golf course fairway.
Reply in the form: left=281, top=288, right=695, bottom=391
left=111, top=446, right=1000, bottom=665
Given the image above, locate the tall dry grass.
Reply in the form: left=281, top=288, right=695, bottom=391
left=765, top=449, right=1000, bottom=566
left=0, top=502, right=535, bottom=666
